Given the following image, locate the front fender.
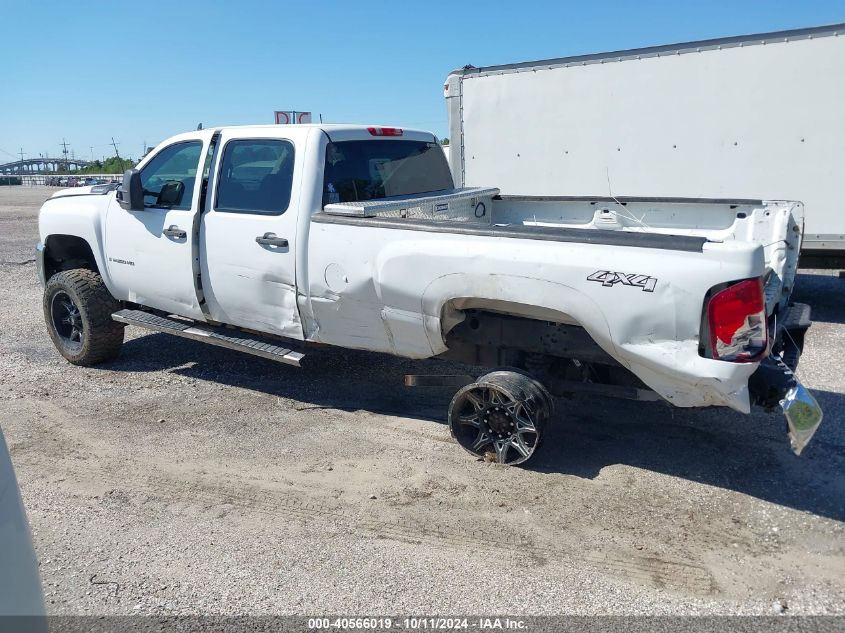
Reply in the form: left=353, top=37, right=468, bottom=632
left=38, top=194, right=115, bottom=292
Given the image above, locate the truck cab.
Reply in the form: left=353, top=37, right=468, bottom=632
left=42, top=125, right=450, bottom=340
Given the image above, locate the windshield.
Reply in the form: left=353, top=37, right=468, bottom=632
left=323, top=140, right=453, bottom=205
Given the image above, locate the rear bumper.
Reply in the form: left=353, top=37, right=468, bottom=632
left=749, top=355, right=799, bottom=409
left=749, top=303, right=823, bottom=455
left=750, top=302, right=812, bottom=407
left=35, top=243, right=46, bottom=288
left=750, top=355, right=823, bottom=455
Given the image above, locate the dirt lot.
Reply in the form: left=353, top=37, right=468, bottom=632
left=1, top=185, right=843, bottom=615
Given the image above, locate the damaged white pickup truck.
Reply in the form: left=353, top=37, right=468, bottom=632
left=36, top=124, right=823, bottom=465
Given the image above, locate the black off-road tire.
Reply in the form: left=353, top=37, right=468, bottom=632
left=43, top=269, right=125, bottom=366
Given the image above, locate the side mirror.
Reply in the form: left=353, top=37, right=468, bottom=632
left=157, top=180, right=184, bottom=207
left=117, top=169, right=143, bottom=211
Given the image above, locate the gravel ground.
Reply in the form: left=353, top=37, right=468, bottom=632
left=0, top=185, right=843, bottom=616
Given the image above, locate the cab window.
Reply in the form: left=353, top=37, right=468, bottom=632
left=139, top=141, right=203, bottom=209
left=215, top=139, right=295, bottom=215
left=323, top=140, right=453, bottom=205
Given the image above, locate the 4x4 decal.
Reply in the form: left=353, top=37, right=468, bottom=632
left=587, top=270, right=657, bottom=292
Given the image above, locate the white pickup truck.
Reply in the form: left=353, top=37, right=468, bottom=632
left=36, top=124, right=823, bottom=464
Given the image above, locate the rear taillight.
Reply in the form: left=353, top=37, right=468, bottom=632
left=367, top=126, right=403, bottom=136
left=707, top=278, right=768, bottom=362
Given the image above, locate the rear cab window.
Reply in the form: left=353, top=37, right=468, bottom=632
left=323, top=140, right=453, bottom=206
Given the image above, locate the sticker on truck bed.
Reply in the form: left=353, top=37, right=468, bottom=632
left=587, top=270, right=657, bottom=292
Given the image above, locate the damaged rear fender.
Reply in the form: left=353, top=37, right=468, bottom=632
left=420, top=272, right=619, bottom=360
left=418, top=272, right=757, bottom=412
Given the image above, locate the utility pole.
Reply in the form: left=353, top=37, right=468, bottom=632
left=19, top=148, right=25, bottom=174
left=111, top=137, right=124, bottom=173
left=90, top=146, right=94, bottom=162
left=61, top=138, right=69, bottom=173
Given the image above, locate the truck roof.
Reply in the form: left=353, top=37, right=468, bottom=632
left=449, top=21, right=845, bottom=77
left=209, top=123, right=432, bottom=133
left=155, top=124, right=438, bottom=149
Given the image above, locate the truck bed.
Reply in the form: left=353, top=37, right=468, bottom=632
left=306, top=193, right=802, bottom=414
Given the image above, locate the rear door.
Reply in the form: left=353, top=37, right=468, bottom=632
left=104, top=134, right=212, bottom=318
left=199, top=130, right=303, bottom=339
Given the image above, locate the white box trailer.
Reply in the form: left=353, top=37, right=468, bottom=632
left=445, top=23, right=845, bottom=267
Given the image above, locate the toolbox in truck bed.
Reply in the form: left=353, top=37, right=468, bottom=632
left=323, top=187, right=499, bottom=223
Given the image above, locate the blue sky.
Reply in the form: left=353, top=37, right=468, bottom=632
left=1, top=0, right=843, bottom=163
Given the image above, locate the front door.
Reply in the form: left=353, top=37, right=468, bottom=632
left=199, top=131, right=303, bottom=339
left=104, top=134, right=212, bottom=319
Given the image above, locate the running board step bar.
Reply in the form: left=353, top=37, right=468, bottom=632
left=111, top=309, right=304, bottom=367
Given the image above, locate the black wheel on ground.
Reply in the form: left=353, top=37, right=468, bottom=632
left=43, top=269, right=125, bottom=366
left=448, top=370, right=554, bottom=466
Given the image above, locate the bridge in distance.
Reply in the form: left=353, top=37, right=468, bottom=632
left=0, top=157, right=93, bottom=174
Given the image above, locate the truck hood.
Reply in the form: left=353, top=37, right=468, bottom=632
left=39, top=187, right=115, bottom=242
left=51, top=186, right=101, bottom=198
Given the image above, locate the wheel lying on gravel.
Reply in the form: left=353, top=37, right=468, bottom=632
left=43, top=269, right=125, bottom=366
left=448, top=370, right=554, bottom=466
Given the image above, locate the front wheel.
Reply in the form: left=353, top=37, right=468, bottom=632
left=44, top=269, right=125, bottom=366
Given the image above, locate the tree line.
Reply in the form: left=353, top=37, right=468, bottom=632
left=75, top=156, right=137, bottom=174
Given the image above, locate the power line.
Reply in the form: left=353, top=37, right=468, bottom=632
left=111, top=137, right=124, bottom=172
left=61, top=138, right=69, bottom=171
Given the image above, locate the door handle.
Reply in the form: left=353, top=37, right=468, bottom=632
left=255, top=232, right=289, bottom=247
left=163, top=225, right=187, bottom=239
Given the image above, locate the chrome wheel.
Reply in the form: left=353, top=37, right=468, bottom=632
left=50, top=290, right=84, bottom=351
left=449, top=370, right=552, bottom=465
